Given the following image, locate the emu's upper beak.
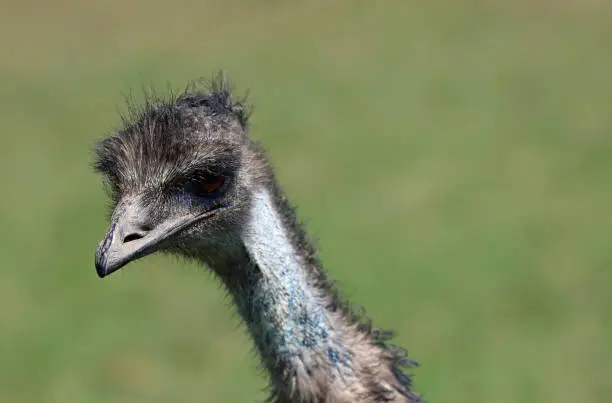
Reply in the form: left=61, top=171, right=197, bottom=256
left=95, top=202, right=193, bottom=278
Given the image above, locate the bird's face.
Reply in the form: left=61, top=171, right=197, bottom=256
left=95, top=160, right=249, bottom=278
left=94, top=102, right=255, bottom=278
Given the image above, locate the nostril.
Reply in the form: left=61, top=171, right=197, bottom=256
left=123, top=233, right=145, bottom=243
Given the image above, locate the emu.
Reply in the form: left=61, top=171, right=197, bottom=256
left=94, top=75, right=421, bottom=403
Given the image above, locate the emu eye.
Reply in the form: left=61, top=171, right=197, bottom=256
left=187, top=174, right=225, bottom=198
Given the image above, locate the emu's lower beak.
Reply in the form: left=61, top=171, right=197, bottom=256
left=95, top=204, right=193, bottom=278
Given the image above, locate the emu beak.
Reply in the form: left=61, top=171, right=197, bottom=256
left=95, top=202, right=194, bottom=278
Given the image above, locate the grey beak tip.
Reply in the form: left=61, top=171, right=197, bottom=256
left=96, top=266, right=107, bottom=278
left=95, top=255, right=108, bottom=278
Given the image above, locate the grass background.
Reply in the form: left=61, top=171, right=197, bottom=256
left=1, top=1, right=611, bottom=402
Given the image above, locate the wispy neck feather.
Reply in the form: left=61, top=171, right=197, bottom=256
left=228, top=187, right=420, bottom=402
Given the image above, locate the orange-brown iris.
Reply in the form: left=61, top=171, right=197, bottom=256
left=200, top=175, right=224, bottom=193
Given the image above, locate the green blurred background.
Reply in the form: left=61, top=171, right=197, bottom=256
left=1, top=1, right=611, bottom=402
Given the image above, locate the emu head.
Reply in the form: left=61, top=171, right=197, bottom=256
left=94, top=79, right=261, bottom=278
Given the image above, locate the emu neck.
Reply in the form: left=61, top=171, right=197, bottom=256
left=238, top=188, right=350, bottom=396
left=203, top=187, right=418, bottom=402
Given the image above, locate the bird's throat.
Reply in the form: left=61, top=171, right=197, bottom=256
left=235, top=188, right=355, bottom=394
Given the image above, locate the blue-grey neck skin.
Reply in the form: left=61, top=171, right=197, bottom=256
left=239, top=189, right=353, bottom=387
